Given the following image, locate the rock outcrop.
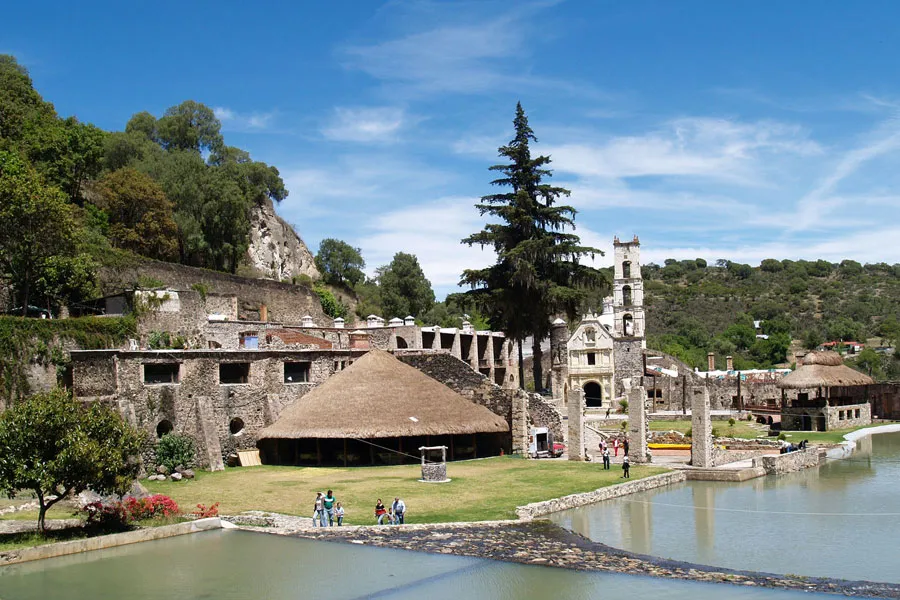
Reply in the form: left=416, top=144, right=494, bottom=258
left=247, top=198, right=320, bottom=282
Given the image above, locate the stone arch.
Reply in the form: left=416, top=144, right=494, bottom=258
left=395, top=336, right=409, bottom=349
left=623, top=313, right=634, bottom=336
left=583, top=381, right=603, bottom=408
left=623, top=285, right=632, bottom=306
left=622, top=261, right=632, bottom=278
left=156, top=419, right=173, bottom=438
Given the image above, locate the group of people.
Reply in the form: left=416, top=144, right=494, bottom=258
left=598, top=436, right=630, bottom=477
left=311, top=492, right=408, bottom=527
left=312, top=490, right=344, bottom=527
left=780, top=439, right=809, bottom=454
left=374, top=497, right=406, bottom=525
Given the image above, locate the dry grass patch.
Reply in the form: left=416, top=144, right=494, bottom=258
left=144, top=456, right=668, bottom=524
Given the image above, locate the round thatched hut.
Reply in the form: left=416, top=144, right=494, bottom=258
left=777, top=351, right=874, bottom=431
left=257, top=349, right=510, bottom=466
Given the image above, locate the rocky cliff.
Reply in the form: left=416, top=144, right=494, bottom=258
left=246, top=199, right=320, bottom=282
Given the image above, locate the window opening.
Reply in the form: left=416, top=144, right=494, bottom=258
left=220, top=363, right=250, bottom=384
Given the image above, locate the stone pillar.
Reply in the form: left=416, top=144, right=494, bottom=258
left=691, top=386, right=712, bottom=468
left=567, top=388, right=585, bottom=461
left=510, top=392, right=529, bottom=456
left=628, top=386, right=650, bottom=463
left=549, top=318, right=569, bottom=404
left=195, top=396, right=225, bottom=471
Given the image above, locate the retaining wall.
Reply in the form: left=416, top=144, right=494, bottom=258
left=515, top=471, right=687, bottom=520
left=753, top=448, right=821, bottom=475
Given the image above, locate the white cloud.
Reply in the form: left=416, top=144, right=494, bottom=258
left=543, top=117, right=821, bottom=183
left=213, top=106, right=276, bottom=131
left=321, top=106, right=407, bottom=142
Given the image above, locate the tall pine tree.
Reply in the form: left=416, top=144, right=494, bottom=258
left=461, top=103, right=604, bottom=390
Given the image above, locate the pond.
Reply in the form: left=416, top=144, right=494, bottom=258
left=0, top=529, right=829, bottom=600
left=549, top=432, right=900, bottom=583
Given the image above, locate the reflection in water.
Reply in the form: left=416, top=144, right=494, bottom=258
left=550, top=432, right=900, bottom=583
left=0, top=529, right=826, bottom=600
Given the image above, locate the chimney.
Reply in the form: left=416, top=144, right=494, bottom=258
left=332, top=317, right=345, bottom=329
left=707, top=352, right=716, bottom=371
left=300, top=315, right=315, bottom=328
left=349, top=330, right=370, bottom=350
left=726, top=355, right=734, bottom=371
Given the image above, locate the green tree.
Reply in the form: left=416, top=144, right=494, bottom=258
left=378, top=252, right=435, bottom=319
left=315, top=238, right=366, bottom=286
left=0, top=388, right=143, bottom=531
left=722, top=322, right=756, bottom=351
left=803, top=328, right=825, bottom=351
left=0, top=151, right=82, bottom=313
left=850, top=347, right=881, bottom=379
left=95, top=167, right=179, bottom=260
left=461, top=103, right=603, bottom=389
left=155, top=101, right=224, bottom=154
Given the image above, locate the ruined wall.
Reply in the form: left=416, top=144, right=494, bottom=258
left=613, top=339, right=644, bottom=398
left=527, top=393, right=564, bottom=441
left=825, top=403, right=871, bottom=430
left=99, top=259, right=327, bottom=325
left=72, top=350, right=348, bottom=469
left=753, top=448, right=821, bottom=475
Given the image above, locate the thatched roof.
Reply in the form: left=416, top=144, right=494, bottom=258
left=778, top=351, right=874, bottom=389
left=258, top=349, right=510, bottom=439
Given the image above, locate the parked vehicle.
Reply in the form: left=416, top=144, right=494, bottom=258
left=6, top=306, right=52, bottom=319
left=551, top=441, right=566, bottom=458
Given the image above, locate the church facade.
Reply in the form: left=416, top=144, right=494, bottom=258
left=551, top=235, right=647, bottom=410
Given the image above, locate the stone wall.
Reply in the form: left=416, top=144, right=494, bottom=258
left=613, top=339, right=644, bottom=398
left=527, top=394, right=563, bottom=441
left=825, top=403, right=871, bottom=430
left=753, top=448, right=821, bottom=475
left=99, top=259, right=327, bottom=325
left=71, top=349, right=359, bottom=469
left=515, top=471, right=687, bottom=520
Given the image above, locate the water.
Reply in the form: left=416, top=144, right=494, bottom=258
left=550, top=432, right=900, bottom=583
left=0, top=529, right=826, bottom=600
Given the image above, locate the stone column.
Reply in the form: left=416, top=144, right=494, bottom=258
left=195, top=396, right=225, bottom=471
left=549, top=318, right=569, bottom=404
left=510, top=392, right=529, bottom=456
left=691, top=386, right=712, bottom=468
left=567, top=388, right=585, bottom=461
left=628, top=386, right=650, bottom=463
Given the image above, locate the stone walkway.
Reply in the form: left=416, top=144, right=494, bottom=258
left=236, top=517, right=900, bottom=598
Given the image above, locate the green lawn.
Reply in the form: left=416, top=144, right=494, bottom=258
left=0, top=529, right=90, bottom=552
left=144, top=457, right=667, bottom=525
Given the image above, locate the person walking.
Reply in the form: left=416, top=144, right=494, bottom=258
left=375, top=498, right=388, bottom=525
left=323, top=490, right=336, bottom=526
left=613, top=437, right=619, bottom=457
left=313, top=492, right=325, bottom=527
left=623, top=438, right=630, bottom=457
left=602, top=447, right=611, bottom=470
left=391, top=497, right=406, bottom=525
left=622, top=455, right=630, bottom=478
left=335, top=502, right=345, bottom=526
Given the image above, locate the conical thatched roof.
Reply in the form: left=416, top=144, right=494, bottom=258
left=258, top=349, right=510, bottom=439
left=778, top=351, right=874, bottom=389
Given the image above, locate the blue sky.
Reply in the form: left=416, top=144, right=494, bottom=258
left=5, top=1, right=900, bottom=297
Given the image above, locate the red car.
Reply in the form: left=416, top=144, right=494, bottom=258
left=551, top=442, right=566, bottom=458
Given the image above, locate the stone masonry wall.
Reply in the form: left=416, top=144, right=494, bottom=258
left=753, top=448, right=821, bottom=475
left=516, top=471, right=687, bottom=520
left=100, top=259, right=326, bottom=324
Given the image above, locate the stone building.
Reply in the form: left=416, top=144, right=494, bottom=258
left=564, top=314, right=615, bottom=409
left=611, top=235, right=646, bottom=398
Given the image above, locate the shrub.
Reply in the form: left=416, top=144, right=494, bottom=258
left=728, top=418, right=736, bottom=427
left=618, top=398, right=629, bottom=413
left=148, top=331, right=187, bottom=349
left=81, top=501, right=129, bottom=530
left=190, top=283, right=208, bottom=301
left=685, top=427, right=692, bottom=438
left=778, top=432, right=787, bottom=441
left=156, top=433, right=195, bottom=472
left=621, top=420, right=628, bottom=430
left=193, top=502, right=220, bottom=518
left=125, top=494, right=180, bottom=520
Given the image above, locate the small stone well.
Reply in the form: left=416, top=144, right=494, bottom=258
left=418, top=445, right=450, bottom=483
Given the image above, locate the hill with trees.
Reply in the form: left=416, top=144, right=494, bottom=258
left=640, top=258, right=900, bottom=379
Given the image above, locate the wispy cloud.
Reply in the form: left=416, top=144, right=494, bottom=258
left=321, top=106, right=408, bottom=142
left=213, top=106, right=277, bottom=131
left=340, top=1, right=603, bottom=99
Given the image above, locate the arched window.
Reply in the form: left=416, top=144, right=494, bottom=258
left=395, top=336, right=409, bottom=349
left=623, top=285, right=632, bottom=306
left=623, top=314, right=634, bottom=336
left=622, top=261, right=631, bottom=278
left=585, top=327, right=596, bottom=342
left=156, top=420, right=173, bottom=438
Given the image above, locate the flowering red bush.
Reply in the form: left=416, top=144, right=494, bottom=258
left=83, top=494, right=179, bottom=527
left=192, top=502, right=220, bottom=518
left=124, top=495, right=180, bottom=520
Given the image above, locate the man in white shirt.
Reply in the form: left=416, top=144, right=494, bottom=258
left=391, top=497, right=406, bottom=525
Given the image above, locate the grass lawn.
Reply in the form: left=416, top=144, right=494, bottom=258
left=0, top=529, right=90, bottom=552
left=144, top=457, right=667, bottom=525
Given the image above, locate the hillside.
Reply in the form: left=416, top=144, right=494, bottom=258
left=641, top=258, right=900, bottom=378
